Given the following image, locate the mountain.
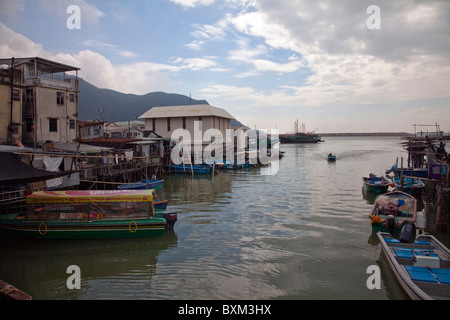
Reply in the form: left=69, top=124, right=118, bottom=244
left=78, top=78, right=209, bottom=122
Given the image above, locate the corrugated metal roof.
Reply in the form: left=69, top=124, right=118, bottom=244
left=139, top=104, right=235, bottom=120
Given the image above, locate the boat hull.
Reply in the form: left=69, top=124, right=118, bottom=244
left=362, top=177, right=390, bottom=193
left=164, top=164, right=211, bottom=174
left=0, top=218, right=167, bottom=239
left=117, top=179, right=164, bottom=190
left=377, top=232, right=450, bottom=300
left=393, top=177, right=425, bottom=197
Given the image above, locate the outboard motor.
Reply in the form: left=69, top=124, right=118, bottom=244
left=386, top=215, right=396, bottom=233
left=163, top=211, right=178, bottom=232
left=400, top=223, right=415, bottom=243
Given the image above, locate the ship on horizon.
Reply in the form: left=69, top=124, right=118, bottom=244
left=279, top=120, right=322, bottom=144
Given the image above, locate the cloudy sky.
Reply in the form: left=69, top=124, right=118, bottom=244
left=1, top=0, right=449, bottom=133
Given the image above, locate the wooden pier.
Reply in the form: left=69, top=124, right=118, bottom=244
left=400, top=131, right=449, bottom=232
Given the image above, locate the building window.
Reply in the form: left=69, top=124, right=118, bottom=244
left=152, top=118, right=155, bottom=131
left=12, top=89, right=20, bottom=101
left=57, top=92, right=64, bottom=105
left=25, top=118, right=34, bottom=132
left=167, top=118, right=171, bottom=131
left=182, top=117, right=186, bottom=129
left=198, top=116, right=202, bottom=131
left=69, top=119, right=75, bottom=129
left=49, top=118, right=58, bottom=132
left=69, top=94, right=75, bottom=102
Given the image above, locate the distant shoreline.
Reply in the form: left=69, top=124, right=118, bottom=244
left=317, top=132, right=409, bottom=137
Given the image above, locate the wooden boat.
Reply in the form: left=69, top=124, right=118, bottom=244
left=393, top=177, right=425, bottom=196
left=0, top=190, right=174, bottom=239
left=386, top=165, right=428, bottom=178
left=377, top=232, right=450, bottom=300
left=369, top=191, right=417, bottom=234
left=117, top=179, right=164, bottom=190
left=154, top=200, right=168, bottom=210
left=164, top=164, right=211, bottom=174
left=362, top=174, right=391, bottom=193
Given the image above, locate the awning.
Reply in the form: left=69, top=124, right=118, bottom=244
left=0, top=152, right=77, bottom=185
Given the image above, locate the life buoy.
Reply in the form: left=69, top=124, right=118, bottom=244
left=129, top=221, right=138, bottom=233
left=38, top=222, right=47, bottom=235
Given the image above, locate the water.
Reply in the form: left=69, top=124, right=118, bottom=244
left=0, top=136, right=447, bottom=300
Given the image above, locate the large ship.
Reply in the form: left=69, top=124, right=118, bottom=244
left=279, top=120, right=322, bottom=144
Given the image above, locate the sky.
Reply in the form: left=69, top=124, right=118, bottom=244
left=0, top=0, right=449, bottom=134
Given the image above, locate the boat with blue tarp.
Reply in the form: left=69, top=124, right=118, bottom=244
left=393, top=176, right=425, bottom=197
left=377, top=232, right=450, bottom=300
left=363, top=174, right=391, bottom=193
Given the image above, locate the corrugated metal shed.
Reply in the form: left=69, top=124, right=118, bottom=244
left=139, top=104, right=235, bottom=120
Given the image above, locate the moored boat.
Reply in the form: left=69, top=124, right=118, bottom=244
left=117, top=179, right=164, bottom=190
left=163, top=164, right=211, bottom=174
left=0, top=190, right=174, bottom=239
left=369, top=191, right=417, bottom=234
left=362, top=174, right=391, bottom=193
left=393, top=177, right=425, bottom=197
left=377, top=232, right=450, bottom=300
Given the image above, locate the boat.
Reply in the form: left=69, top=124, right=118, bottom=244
left=0, top=190, right=175, bottom=239
left=279, top=120, right=322, bottom=144
left=327, top=153, right=336, bottom=161
left=386, top=165, right=428, bottom=178
left=377, top=232, right=450, bottom=300
left=369, top=191, right=417, bottom=234
left=362, top=174, right=391, bottom=193
left=163, top=164, right=211, bottom=174
left=117, top=179, right=164, bottom=190
left=393, top=177, right=425, bottom=197
left=154, top=200, right=168, bottom=210
left=280, top=132, right=322, bottom=144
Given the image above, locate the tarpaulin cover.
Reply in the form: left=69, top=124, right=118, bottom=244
left=0, top=152, right=75, bottom=185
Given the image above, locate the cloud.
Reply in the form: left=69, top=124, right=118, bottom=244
left=0, top=23, right=228, bottom=94
left=168, top=0, right=215, bottom=9
left=36, top=0, right=105, bottom=24
left=0, top=22, right=48, bottom=57
left=0, top=0, right=25, bottom=16
left=191, top=0, right=450, bottom=111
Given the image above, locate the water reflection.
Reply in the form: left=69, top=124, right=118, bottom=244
left=0, top=232, right=178, bottom=299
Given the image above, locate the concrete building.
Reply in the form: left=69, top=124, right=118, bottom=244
left=0, top=57, right=80, bottom=147
left=139, top=104, right=235, bottom=143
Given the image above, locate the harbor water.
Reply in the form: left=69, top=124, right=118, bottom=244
left=0, top=136, right=448, bottom=300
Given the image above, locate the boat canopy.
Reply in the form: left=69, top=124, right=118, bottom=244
left=26, top=190, right=155, bottom=204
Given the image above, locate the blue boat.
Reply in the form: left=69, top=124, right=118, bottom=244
left=154, top=200, right=168, bottom=210
left=117, top=179, right=164, bottom=190
left=377, top=232, right=450, bottom=300
left=393, top=177, right=425, bottom=196
left=386, top=165, right=428, bottom=178
left=164, top=164, right=211, bottom=174
left=327, top=153, right=336, bottom=161
left=362, top=174, right=391, bottom=193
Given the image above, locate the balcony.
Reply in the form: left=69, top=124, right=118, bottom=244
left=24, top=71, right=78, bottom=91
